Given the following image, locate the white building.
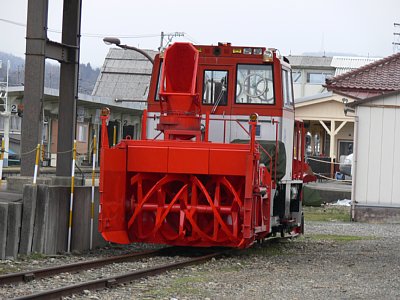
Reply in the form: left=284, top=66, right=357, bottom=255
left=350, top=90, right=400, bottom=221
left=332, top=52, right=400, bottom=221
left=289, top=55, right=380, bottom=99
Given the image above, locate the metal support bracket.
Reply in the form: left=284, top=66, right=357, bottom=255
left=46, top=40, right=77, bottom=64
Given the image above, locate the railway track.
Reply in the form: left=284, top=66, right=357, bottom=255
left=0, top=248, right=162, bottom=286
left=1, top=235, right=298, bottom=299
left=1, top=248, right=228, bottom=300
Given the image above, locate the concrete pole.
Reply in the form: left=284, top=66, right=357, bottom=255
left=56, top=0, right=82, bottom=177
left=21, top=0, right=48, bottom=176
left=330, top=120, right=336, bottom=178
left=23, top=0, right=82, bottom=177
left=96, top=124, right=100, bottom=165
left=159, top=31, right=164, bottom=52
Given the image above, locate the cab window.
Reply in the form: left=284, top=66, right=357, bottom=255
left=282, top=69, right=293, bottom=106
left=203, top=70, right=228, bottom=106
left=154, top=62, right=163, bottom=101
left=235, top=64, right=274, bottom=104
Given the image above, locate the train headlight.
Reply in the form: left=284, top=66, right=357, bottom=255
left=249, top=112, right=259, bottom=123
left=243, top=48, right=252, bottom=55
left=263, top=49, right=273, bottom=62
left=232, top=48, right=242, bottom=54
left=253, top=48, right=263, bottom=55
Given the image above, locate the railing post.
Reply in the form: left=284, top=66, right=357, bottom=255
left=90, top=135, right=97, bottom=250
left=141, top=109, right=148, bottom=140
left=205, top=112, right=209, bottom=142
left=33, top=144, right=41, bottom=185
left=67, top=139, right=77, bottom=253
left=223, top=119, right=226, bottom=143
left=0, top=138, right=4, bottom=186
left=272, top=119, right=279, bottom=188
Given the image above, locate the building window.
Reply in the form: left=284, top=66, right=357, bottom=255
left=236, top=64, right=274, bottom=104
left=292, top=70, right=302, bottom=83
left=0, top=115, right=22, bottom=132
left=306, top=72, right=333, bottom=84
left=203, top=70, right=228, bottom=106
left=338, top=140, right=353, bottom=158
left=10, top=115, right=21, bottom=131
left=77, top=123, right=88, bottom=142
left=42, top=122, right=49, bottom=142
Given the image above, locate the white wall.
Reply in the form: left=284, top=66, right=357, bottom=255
left=292, top=68, right=333, bottom=99
left=354, top=92, right=400, bottom=206
left=294, top=83, right=326, bottom=99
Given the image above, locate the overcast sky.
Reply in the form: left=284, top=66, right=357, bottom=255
left=0, top=0, right=399, bottom=67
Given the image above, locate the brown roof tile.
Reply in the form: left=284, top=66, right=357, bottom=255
left=325, top=52, right=400, bottom=99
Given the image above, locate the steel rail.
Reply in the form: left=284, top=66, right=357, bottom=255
left=12, top=251, right=227, bottom=300
left=0, top=249, right=163, bottom=285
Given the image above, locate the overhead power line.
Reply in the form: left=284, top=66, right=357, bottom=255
left=0, top=17, right=25, bottom=27
left=0, top=18, right=197, bottom=42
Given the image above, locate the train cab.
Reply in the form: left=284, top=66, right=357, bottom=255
left=146, top=43, right=296, bottom=181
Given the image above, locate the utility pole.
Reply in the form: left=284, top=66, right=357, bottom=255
left=158, top=31, right=185, bottom=52
left=394, top=23, right=400, bottom=53
left=23, top=0, right=82, bottom=177
left=158, top=31, right=164, bottom=52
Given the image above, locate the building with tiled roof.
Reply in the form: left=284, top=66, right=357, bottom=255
left=289, top=55, right=380, bottom=99
left=291, top=55, right=378, bottom=171
left=323, top=52, right=400, bottom=220
left=325, top=52, right=400, bottom=99
left=348, top=89, right=400, bottom=221
left=92, top=48, right=157, bottom=102
left=92, top=47, right=158, bottom=140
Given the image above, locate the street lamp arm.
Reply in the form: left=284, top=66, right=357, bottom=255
left=103, top=37, right=154, bottom=65
left=118, top=44, right=154, bottom=65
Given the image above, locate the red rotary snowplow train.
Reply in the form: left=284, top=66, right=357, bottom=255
left=99, top=42, right=315, bottom=248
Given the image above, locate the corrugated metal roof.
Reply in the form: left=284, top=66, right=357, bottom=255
left=331, top=56, right=381, bottom=76
left=286, top=55, right=333, bottom=68
left=288, top=55, right=381, bottom=75
left=92, top=48, right=158, bottom=101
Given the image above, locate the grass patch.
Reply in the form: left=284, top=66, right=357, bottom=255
left=308, top=234, right=371, bottom=242
left=237, top=238, right=296, bottom=257
left=248, top=243, right=288, bottom=256
left=303, top=205, right=351, bottom=222
left=0, top=265, right=20, bottom=275
left=17, top=252, right=47, bottom=261
left=142, top=275, right=209, bottom=298
left=218, top=263, right=245, bottom=272
left=0, top=253, right=47, bottom=275
left=28, top=252, right=47, bottom=260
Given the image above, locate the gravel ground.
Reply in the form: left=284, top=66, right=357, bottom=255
left=2, top=221, right=400, bottom=300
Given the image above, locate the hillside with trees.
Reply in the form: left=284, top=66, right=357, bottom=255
left=0, top=52, right=100, bottom=94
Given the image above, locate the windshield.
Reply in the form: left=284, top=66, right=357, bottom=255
left=235, top=64, right=274, bottom=104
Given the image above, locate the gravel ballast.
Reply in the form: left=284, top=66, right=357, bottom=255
left=1, top=220, right=400, bottom=299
